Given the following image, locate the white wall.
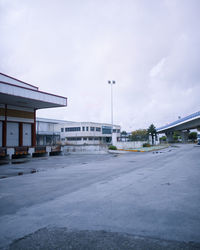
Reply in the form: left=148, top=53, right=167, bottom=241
left=23, top=123, right=32, bottom=146
left=36, top=121, right=56, bottom=133
left=63, top=144, right=108, bottom=154
left=6, top=122, right=19, bottom=147
left=113, top=141, right=146, bottom=149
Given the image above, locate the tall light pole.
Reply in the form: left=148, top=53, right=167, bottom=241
left=108, top=80, right=115, bottom=141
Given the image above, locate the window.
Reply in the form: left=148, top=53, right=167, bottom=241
left=113, top=129, right=116, bottom=133
left=82, top=127, right=85, bottom=131
left=102, top=126, right=112, bottom=134
left=67, top=137, right=81, bottom=141
left=61, top=128, right=64, bottom=132
left=86, top=127, right=89, bottom=131
left=83, top=137, right=87, bottom=141
left=90, top=127, right=95, bottom=131
left=65, top=127, right=81, bottom=132
left=96, top=127, right=101, bottom=132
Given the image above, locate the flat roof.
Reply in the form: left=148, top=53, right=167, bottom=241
left=0, top=73, right=67, bottom=109
left=36, top=117, right=120, bottom=127
left=36, top=117, right=72, bottom=124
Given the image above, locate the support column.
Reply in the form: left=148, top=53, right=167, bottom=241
left=32, top=109, right=36, bottom=146
left=19, top=122, right=23, bottom=146
left=2, top=104, right=7, bottom=147
left=166, top=132, right=173, bottom=143
left=180, top=130, right=189, bottom=143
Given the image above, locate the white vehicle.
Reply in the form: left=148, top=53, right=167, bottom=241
left=197, top=131, right=200, bottom=145
left=197, top=132, right=200, bottom=145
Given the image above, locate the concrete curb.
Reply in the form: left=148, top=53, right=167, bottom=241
left=108, top=150, right=128, bottom=154
left=117, top=145, right=169, bottom=153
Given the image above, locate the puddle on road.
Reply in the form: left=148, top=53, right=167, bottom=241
left=161, top=182, right=171, bottom=186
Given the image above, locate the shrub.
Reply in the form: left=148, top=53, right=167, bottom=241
left=188, top=132, right=197, bottom=142
left=143, top=143, right=151, bottom=147
left=159, top=136, right=167, bottom=142
left=108, top=145, right=117, bottom=150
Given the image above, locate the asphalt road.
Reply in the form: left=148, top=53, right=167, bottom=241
left=0, top=144, right=200, bottom=249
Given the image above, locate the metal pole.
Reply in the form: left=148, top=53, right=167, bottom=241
left=111, top=81, right=113, bottom=130
left=108, top=80, right=115, bottom=143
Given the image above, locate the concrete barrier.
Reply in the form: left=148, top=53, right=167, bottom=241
left=63, top=144, right=108, bottom=154
left=113, top=141, right=146, bottom=150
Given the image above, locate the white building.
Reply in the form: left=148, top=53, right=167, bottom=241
left=36, top=118, right=69, bottom=146
left=36, top=118, right=121, bottom=145
left=57, top=121, right=121, bottom=145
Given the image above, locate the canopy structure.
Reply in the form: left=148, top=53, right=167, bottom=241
left=0, top=73, right=67, bottom=109
left=0, top=72, right=67, bottom=148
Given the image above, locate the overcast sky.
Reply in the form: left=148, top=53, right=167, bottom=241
left=0, top=0, right=200, bottom=131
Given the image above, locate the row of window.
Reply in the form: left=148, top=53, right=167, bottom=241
left=113, top=129, right=120, bottom=133
left=66, top=137, right=103, bottom=141
left=61, top=127, right=120, bottom=133
left=61, top=126, right=102, bottom=132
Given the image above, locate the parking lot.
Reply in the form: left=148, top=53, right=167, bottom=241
left=0, top=144, right=200, bottom=249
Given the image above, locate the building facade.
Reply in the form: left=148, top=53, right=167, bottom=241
left=36, top=119, right=121, bottom=145
left=57, top=121, right=121, bottom=145
left=0, top=72, right=67, bottom=156
left=36, top=118, right=69, bottom=146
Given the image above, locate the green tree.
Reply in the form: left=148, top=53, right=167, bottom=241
left=130, top=129, right=148, bottom=141
left=147, top=124, right=157, bottom=145
left=121, top=131, right=127, bottom=136
left=173, top=131, right=179, bottom=142
left=188, top=132, right=197, bottom=142
left=159, top=136, right=167, bottom=142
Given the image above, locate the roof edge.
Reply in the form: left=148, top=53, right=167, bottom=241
left=0, top=81, right=67, bottom=104
left=0, top=72, right=39, bottom=89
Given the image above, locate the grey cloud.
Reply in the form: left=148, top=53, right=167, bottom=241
left=0, top=0, right=200, bottom=130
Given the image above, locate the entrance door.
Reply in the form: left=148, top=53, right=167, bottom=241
left=6, top=122, right=19, bottom=146
left=23, top=123, right=32, bottom=146
left=0, top=121, right=2, bottom=147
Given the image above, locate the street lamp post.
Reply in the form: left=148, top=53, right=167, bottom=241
left=108, top=80, right=115, bottom=142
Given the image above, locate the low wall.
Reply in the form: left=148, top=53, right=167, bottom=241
left=114, top=141, right=147, bottom=149
left=63, top=144, right=108, bottom=154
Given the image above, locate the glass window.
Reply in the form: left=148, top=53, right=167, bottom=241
left=65, top=127, right=81, bottom=132
left=96, top=127, right=101, bottom=132
left=102, top=126, right=112, bottom=134
left=61, top=128, right=64, bottom=132
left=86, top=127, right=89, bottom=131
left=82, top=127, right=85, bottom=131
left=90, top=127, right=95, bottom=131
left=67, top=137, right=81, bottom=141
